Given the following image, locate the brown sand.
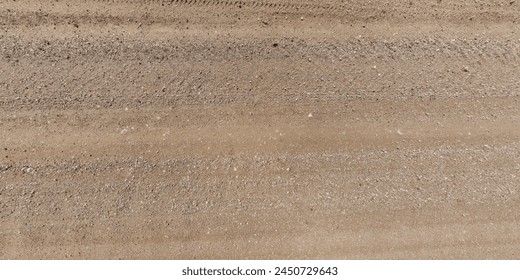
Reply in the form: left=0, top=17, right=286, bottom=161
left=1, top=0, right=520, bottom=259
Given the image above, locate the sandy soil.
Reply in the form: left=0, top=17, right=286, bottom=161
left=1, top=0, right=520, bottom=259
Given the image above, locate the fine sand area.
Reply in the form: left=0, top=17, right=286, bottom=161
left=1, top=0, right=520, bottom=259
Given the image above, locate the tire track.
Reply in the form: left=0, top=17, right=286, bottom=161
left=3, top=36, right=520, bottom=63
left=56, top=0, right=520, bottom=22
left=3, top=0, right=520, bottom=25
left=81, top=0, right=342, bottom=14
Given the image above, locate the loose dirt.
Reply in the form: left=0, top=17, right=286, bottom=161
left=1, top=0, right=520, bottom=259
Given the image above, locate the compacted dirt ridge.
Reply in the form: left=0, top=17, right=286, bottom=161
left=1, top=0, right=520, bottom=259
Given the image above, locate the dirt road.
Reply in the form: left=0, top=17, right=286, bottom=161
left=1, top=0, right=520, bottom=259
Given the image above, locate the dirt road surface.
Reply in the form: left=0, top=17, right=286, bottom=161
left=1, top=0, right=520, bottom=259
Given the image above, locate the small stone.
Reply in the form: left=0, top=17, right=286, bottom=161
left=0, top=164, right=11, bottom=172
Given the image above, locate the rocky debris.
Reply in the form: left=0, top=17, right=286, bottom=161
left=0, top=164, right=12, bottom=172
